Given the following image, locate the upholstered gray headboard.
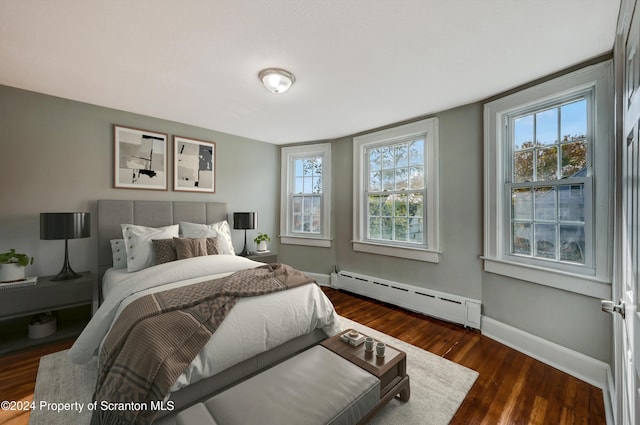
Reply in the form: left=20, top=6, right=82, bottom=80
left=97, top=200, right=228, bottom=279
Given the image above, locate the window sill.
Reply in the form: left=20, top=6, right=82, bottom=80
left=280, top=235, right=332, bottom=248
left=482, top=257, right=611, bottom=299
left=352, top=241, right=440, bottom=263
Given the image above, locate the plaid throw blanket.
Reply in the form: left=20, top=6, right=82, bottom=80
left=91, top=263, right=313, bottom=425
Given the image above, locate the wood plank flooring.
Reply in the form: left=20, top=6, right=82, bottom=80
left=0, top=288, right=606, bottom=425
left=321, top=287, right=606, bottom=425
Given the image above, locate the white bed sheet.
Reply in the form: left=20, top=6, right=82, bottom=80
left=69, top=255, right=342, bottom=391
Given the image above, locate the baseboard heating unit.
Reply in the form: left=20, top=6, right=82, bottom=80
left=331, top=270, right=481, bottom=329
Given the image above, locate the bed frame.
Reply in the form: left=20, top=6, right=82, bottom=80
left=96, top=200, right=328, bottom=424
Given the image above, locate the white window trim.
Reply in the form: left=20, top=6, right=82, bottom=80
left=280, top=143, right=332, bottom=247
left=353, top=117, right=440, bottom=262
left=483, top=60, right=613, bottom=298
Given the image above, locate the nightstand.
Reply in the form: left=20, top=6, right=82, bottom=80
left=247, top=251, right=278, bottom=263
left=0, top=271, right=93, bottom=355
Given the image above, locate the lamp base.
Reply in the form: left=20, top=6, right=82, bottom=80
left=50, top=239, right=82, bottom=281
left=51, top=267, right=82, bottom=281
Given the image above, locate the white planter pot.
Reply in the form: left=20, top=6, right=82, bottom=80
left=256, top=241, right=268, bottom=252
left=0, top=263, right=26, bottom=282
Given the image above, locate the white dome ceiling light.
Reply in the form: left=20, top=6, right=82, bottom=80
left=258, top=68, right=296, bottom=94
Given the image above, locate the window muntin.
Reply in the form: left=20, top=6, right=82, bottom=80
left=292, top=156, right=322, bottom=235
left=280, top=143, right=331, bottom=247
left=353, top=117, right=439, bottom=262
left=365, top=139, right=425, bottom=245
left=506, top=96, right=592, bottom=267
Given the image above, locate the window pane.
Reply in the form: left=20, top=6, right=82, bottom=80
left=381, top=196, right=393, bottom=216
left=312, top=196, right=321, bottom=214
left=534, top=187, right=556, bottom=220
left=395, top=143, right=408, bottom=167
left=514, top=151, right=533, bottom=182
left=303, top=197, right=311, bottom=213
left=369, top=148, right=381, bottom=170
left=409, top=139, right=424, bottom=165
left=311, top=215, right=320, bottom=233
left=395, top=218, right=408, bottom=241
left=312, top=176, right=321, bottom=193
left=512, top=223, right=532, bottom=255
left=368, top=195, right=381, bottom=216
left=536, top=108, right=558, bottom=146
left=302, top=215, right=310, bottom=231
left=381, top=147, right=394, bottom=169
left=409, top=218, right=423, bottom=243
left=536, top=146, right=558, bottom=180
left=294, top=159, right=304, bottom=177
left=381, top=218, right=393, bottom=240
left=409, top=193, right=423, bottom=218
left=293, top=196, right=302, bottom=213
left=395, top=194, right=408, bottom=217
left=409, top=166, right=424, bottom=189
left=561, top=141, right=587, bottom=178
left=369, top=217, right=381, bottom=239
left=395, top=167, right=408, bottom=190
left=558, top=184, right=584, bottom=221
left=514, top=115, right=534, bottom=150
left=534, top=223, right=556, bottom=259
left=295, top=177, right=304, bottom=193
left=560, top=225, right=585, bottom=263
left=369, top=171, right=381, bottom=191
left=561, top=99, right=587, bottom=143
left=512, top=188, right=532, bottom=220
left=382, top=170, right=394, bottom=190
left=293, top=214, right=303, bottom=232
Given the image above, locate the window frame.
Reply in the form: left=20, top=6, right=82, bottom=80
left=280, top=143, right=332, bottom=247
left=353, top=117, right=440, bottom=262
left=483, top=61, right=613, bottom=298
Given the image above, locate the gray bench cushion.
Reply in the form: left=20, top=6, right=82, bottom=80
left=176, top=345, right=380, bottom=425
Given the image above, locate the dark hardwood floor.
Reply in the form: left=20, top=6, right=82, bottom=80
left=0, top=288, right=606, bottom=425
left=322, top=287, right=606, bottom=425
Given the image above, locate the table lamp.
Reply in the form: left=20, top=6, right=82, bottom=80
left=233, top=212, right=256, bottom=256
left=40, top=212, right=90, bottom=281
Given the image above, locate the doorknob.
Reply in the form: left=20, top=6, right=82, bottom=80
left=601, top=300, right=625, bottom=318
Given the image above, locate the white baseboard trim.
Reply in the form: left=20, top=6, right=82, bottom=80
left=482, top=316, right=611, bottom=390
left=306, top=272, right=331, bottom=286
left=483, top=316, right=614, bottom=424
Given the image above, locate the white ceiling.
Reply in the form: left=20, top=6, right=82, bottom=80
left=0, top=1, right=620, bottom=144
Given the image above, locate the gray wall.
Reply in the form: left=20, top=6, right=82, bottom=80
left=0, top=82, right=611, bottom=363
left=0, top=85, right=279, bottom=278
left=278, top=102, right=611, bottom=363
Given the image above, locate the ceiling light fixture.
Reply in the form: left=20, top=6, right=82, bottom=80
left=258, top=68, right=295, bottom=94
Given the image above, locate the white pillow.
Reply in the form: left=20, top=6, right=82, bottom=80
left=110, top=239, right=127, bottom=269
left=121, top=224, right=180, bottom=272
left=179, top=221, right=235, bottom=255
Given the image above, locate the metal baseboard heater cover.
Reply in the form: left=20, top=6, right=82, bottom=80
left=331, top=270, right=481, bottom=329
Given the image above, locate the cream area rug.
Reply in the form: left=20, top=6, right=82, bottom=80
left=30, top=317, right=478, bottom=425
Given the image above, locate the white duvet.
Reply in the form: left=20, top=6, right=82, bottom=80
left=68, top=255, right=342, bottom=391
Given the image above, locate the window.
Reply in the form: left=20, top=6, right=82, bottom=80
left=484, top=61, right=613, bottom=298
left=280, top=143, right=331, bottom=247
left=353, top=118, right=439, bottom=262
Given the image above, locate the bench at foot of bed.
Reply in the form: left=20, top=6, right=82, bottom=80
left=176, top=345, right=381, bottom=425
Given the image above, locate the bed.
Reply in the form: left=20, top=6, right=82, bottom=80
left=68, top=200, right=341, bottom=424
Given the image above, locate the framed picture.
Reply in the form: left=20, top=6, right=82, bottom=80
left=174, top=136, right=216, bottom=193
left=114, top=125, right=168, bottom=190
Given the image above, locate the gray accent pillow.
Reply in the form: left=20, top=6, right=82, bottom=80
left=152, top=239, right=178, bottom=265
left=174, top=237, right=208, bottom=260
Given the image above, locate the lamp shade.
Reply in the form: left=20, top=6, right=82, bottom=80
left=233, top=212, right=257, bottom=230
left=40, top=212, right=90, bottom=240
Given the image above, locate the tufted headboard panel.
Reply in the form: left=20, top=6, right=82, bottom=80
left=97, top=200, right=228, bottom=279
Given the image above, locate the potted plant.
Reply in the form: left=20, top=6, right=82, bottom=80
left=0, top=249, right=34, bottom=282
left=253, top=233, right=271, bottom=252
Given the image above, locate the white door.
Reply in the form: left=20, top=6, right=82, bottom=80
left=611, top=2, right=640, bottom=423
